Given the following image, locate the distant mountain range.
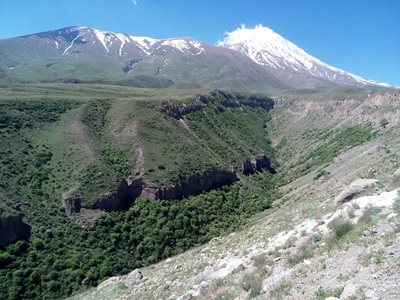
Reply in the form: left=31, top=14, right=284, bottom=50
left=0, top=25, right=391, bottom=90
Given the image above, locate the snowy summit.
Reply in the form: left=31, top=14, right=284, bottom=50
left=218, top=25, right=390, bottom=88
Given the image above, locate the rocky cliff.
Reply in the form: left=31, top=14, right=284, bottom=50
left=163, top=90, right=275, bottom=120
left=88, top=180, right=133, bottom=212
left=62, top=191, right=82, bottom=216
left=241, top=155, right=276, bottom=175
left=62, top=180, right=142, bottom=215
left=0, top=214, right=31, bottom=247
left=141, top=169, right=239, bottom=200
left=62, top=155, right=275, bottom=215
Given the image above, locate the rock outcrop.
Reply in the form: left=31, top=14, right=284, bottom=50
left=94, top=269, right=144, bottom=294
left=141, top=169, right=239, bottom=200
left=62, top=155, right=274, bottom=215
left=0, top=214, right=31, bottom=247
left=334, top=179, right=379, bottom=206
left=62, top=179, right=145, bottom=215
left=163, top=90, right=275, bottom=120
left=89, top=180, right=132, bottom=212
left=241, top=155, right=276, bottom=175
left=208, top=90, right=275, bottom=110
left=62, top=191, right=82, bottom=216
left=163, top=100, right=206, bottom=120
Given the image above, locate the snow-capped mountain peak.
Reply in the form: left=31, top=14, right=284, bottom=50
left=217, top=24, right=390, bottom=88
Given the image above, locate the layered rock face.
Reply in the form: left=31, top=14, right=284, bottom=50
left=62, top=191, right=82, bottom=215
left=61, top=171, right=237, bottom=214
left=62, top=156, right=275, bottom=215
left=163, top=90, right=275, bottom=120
left=62, top=180, right=143, bottom=215
left=142, top=169, right=239, bottom=200
left=89, top=180, right=132, bottom=212
left=0, top=215, right=31, bottom=247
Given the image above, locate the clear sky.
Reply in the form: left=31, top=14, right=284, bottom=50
left=0, top=0, right=399, bottom=85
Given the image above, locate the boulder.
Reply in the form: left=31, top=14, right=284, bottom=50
left=96, top=276, right=124, bottom=292
left=124, top=269, right=143, bottom=287
left=340, top=283, right=359, bottom=299
left=142, top=169, right=239, bottom=200
left=334, top=179, right=378, bottom=206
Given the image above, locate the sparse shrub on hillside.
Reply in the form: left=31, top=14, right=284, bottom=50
left=297, top=125, right=376, bottom=176
left=332, top=221, right=354, bottom=240
left=270, top=281, right=292, bottom=299
left=241, top=271, right=265, bottom=297
left=358, top=249, right=387, bottom=266
left=314, top=286, right=344, bottom=300
left=81, top=99, right=111, bottom=135
left=287, top=246, right=314, bottom=266
left=380, top=118, right=389, bottom=128
left=314, top=169, right=330, bottom=180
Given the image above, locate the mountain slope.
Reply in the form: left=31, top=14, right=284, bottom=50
left=217, top=25, right=391, bottom=89
left=0, top=26, right=287, bottom=92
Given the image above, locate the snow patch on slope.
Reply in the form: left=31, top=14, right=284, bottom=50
left=161, top=39, right=205, bottom=55
left=161, top=39, right=190, bottom=52
left=113, top=33, right=131, bottom=56
left=63, top=27, right=205, bottom=57
left=129, top=36, right=159, bottom=55
left=63, top=34, right=81, bottom=55
left=92, top=28, right=112, bottom=52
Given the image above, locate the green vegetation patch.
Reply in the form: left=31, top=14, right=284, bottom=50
left=303, top=125, right=376, bottom=167
left=76, top=99, right=133, bottom=204
left=136, top=98, right=275, bottom=185
left=0, top=99, right=79, bottom=132
left=281, top=124, right=377, bottom=183
left=0, top=172, right=276, bottom=299
left=314, top=286, right=344, bottom=300
left=0, top=99, right=79, bottom=209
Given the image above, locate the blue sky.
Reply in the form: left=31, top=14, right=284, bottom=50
left=0, top=0, right=399, bottom=85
